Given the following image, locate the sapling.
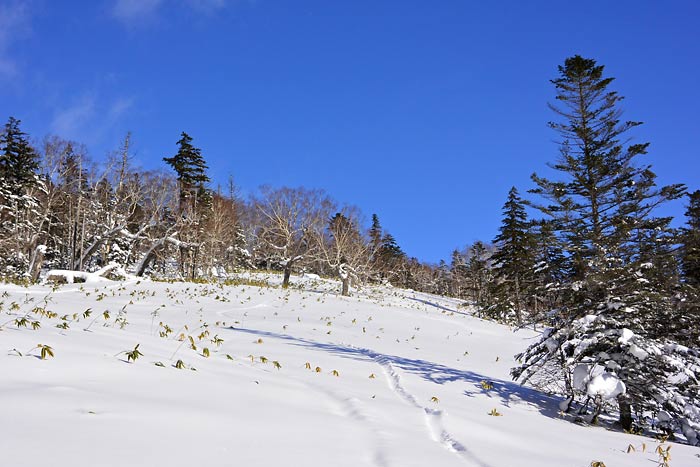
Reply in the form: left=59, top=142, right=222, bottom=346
left=39, top=345, right=54, bottom=359
left=123, top=344, right=143, bottom=363
left=656, top=440, right=671, bottom=467
left=488, top=408, right=502, bottom=416
left=211, top=335, right=224, bottom=346
left=26, top=344, right=55, bottom=360
left=480, top=380, right=494, bottom=390
left=83, top=309, right=107, bottom=332
left=14, top=317, right=28, bottom=328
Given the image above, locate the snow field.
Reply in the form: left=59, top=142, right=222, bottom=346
left=1, top=277, right=698, bottom=466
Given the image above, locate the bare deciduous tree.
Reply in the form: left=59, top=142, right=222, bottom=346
left=253, top=186, right=333, bottom=288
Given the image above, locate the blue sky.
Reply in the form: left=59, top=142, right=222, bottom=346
left=2, top=0, right=699, bottom=263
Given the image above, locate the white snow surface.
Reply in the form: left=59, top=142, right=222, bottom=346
left=618, top=328, right=635, bottom=345
left=1, top=274, right=698, bottom=466
left=586, top=373, right=626, bottom=400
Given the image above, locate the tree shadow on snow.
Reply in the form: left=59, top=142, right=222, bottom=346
left=406, top=296, right=471, bottom=316
left=227, top=326, right=562, bottom=420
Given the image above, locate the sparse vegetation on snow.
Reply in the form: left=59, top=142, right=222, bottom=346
left=1, top=275, right=698, bottom=466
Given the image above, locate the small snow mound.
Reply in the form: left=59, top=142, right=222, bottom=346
left=45, top=270, right=110, bottom=284
left=587, top=373, right=625, bottom=400
left=574, top=315, right=597, bottom=328
left=573, top=364, right=590, bottom=391
left=618, top=328, right=634, bottom=345
left=629, top=343, right=648, bottom=360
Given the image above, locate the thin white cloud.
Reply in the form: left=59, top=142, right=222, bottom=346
left=50, top=92, right=136, bottom=147
left=186, top=0, right=228, bottom=12
left=111, top=0, right=235, bottom=25
left=112, top=0, right=163, bottom=23
left=0, top=0, right=32, bottom=78
left=50, top=94, right=97, bottom=138
left=108, top=97, right=135, bottom=121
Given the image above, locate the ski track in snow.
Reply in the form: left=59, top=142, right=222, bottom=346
left=374, top=356, right=491, bottom=467
left=224, top=322, right=490, bottom=466
left=313, top=385, right=390, bottom=467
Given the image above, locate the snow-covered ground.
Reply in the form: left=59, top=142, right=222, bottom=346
left=1, top=275, right=698, bottom=466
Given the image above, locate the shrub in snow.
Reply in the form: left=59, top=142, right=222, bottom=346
left=513, top=311, right=700, bottom=443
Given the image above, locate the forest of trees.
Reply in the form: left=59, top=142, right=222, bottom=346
left=0, top=123, right=427, bottom=294
left=1, top=55, right=698, bottom=442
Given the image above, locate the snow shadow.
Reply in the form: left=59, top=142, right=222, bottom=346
left=406, top=297, right=470, bottom=316
left=227, top=326, right=562, bottom=420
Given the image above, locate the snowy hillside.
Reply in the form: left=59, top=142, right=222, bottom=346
left=1, top=275, right=698, bottom=467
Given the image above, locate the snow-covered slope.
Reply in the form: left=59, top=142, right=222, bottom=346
left=1, top=276, right=697, bottom=466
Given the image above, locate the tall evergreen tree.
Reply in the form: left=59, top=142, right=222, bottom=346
left=0, top=117, right=40, bottom=197
left=163, top=132, right=210, bottom=212
left=466, top=241, right=492, bottom=312
left=512, top=56, right=691, bottom=432
left=681, top=190, right=700, bottom=287
left=0, top=117, right=43, bottom=278
left=163, top=132, right=212, bottom=278
left=529, top=219, right=566, bottom=320
left=368, top=214, right=383, bottom=256
left=490, top=186, right=533, bottom=325
left=675, top=191, right=700, bottom=348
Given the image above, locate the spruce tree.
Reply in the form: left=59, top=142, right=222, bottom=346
left=529, top=219, right=566, bottom=317
left=163, top=132, right=210, bottom=212
left=491, top=187, right=532, bottom=325
left=163, top=132, right=211, bottom=278
left=0, top=117, right=40, bottom=197
left=681, top=190, right=700, bottom=287
left=368, top=214, right=382, bottom=256
left=466, top=241, right=492, bottom=312
left=675, top=191, right=700, bottom=348
left=0, top=117, right=43, bottom=279
left=512, top=56, right=692, bottom=433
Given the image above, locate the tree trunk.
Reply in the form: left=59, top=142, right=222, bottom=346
left=73, top=224, right=127, bottom=271
left=590, top=395, right=603, bottom=425
left=341, top=276, right=350, bottom=296
left=514, top=275, right=523, bottom=326
left=617, top=393, right=633, bottom=431
left=136, top=238, right=166, bottom=276
left=282, top=264, right=292, bottom=288
left=28, top=245, right=45, bottom=283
